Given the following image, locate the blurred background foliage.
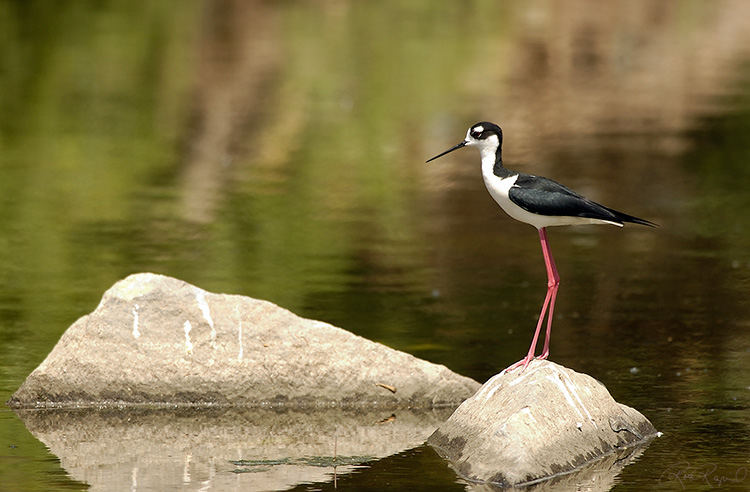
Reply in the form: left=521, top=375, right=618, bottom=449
left=1, top=0, right=750, bottom=490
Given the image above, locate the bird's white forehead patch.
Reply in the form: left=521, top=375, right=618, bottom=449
left=466, top=125, right=484, bottom=140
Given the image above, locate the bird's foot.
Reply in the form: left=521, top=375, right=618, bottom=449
left=501, top=354, right=549, bottom=375
left=501, top=356, right=534, bottom=375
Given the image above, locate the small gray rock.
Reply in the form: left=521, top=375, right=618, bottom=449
left=428, top=359, right=659, bottom=487
left=8, top=273, right=479, bottom=409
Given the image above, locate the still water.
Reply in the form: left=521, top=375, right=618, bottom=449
left=2, top=0, right=750, bottom=490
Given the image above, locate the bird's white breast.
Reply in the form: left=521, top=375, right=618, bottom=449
left=480, top=163, right=611, bottom=229
left=481, top=172, right=540, bottom=227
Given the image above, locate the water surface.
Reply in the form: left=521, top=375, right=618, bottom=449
left=2, top=1, right=750, bottom=490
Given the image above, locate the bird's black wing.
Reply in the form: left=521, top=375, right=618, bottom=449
left=509, top=174, right=648, bottom=224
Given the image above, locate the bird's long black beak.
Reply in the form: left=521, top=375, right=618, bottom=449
left=426, top=141, right=467, bottom=163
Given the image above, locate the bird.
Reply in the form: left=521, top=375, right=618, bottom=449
left=427, top=122, right=657, bottom=372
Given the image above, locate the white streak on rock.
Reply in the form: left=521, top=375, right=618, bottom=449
left=546, top=371, right=585, bottom=422
left=478, top=363, right=543, bottom=402
left=474, top=373, right=504, bottom=402
left=183, top=452, right=192, bottom=484
left=184, top=321, right=193, bottom=355
left=132, top=304, right=141, bottom=339
left=195, top=290, right=216, bottom=348
left=520, top=406, right=537, bottom=423
left=563, top=373, right=597, bottom=429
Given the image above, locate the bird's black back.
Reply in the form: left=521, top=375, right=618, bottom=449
left=509, top=173, right=657, bottom=227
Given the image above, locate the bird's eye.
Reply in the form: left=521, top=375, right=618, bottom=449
left=470, top=129, right=482, bottom=139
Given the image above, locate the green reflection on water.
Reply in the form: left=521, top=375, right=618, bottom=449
left=1, top=0, right=750, bottom=490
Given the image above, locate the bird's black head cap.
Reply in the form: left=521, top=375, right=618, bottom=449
left=468, top=122, right=503, bottom=143
left=426, top=121, right=504, bottom=165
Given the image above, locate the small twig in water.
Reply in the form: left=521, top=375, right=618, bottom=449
left=375, top=382, right=396, bottom=393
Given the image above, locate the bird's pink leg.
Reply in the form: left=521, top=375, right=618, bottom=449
left=504, top=228, right=560, bottom=373
left=538, top=227, right=560, bottom=360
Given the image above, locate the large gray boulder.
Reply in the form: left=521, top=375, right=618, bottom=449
left=8, top=273, right=480, bottom=409
left=428, top=359, right=659, bottom=487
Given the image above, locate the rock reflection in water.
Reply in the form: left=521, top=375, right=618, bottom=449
left=15, top=403, right=655, bottom=492
left=15, top=406, right=453, bottom=491
left=462, top=443, right=651, bottom=492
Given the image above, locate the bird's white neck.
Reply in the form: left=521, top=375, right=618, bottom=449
left=480, top=146, right=497, bottom=173
left=477, top=134, right=501, bottom=178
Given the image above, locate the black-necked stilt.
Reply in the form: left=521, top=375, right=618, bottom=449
left=427, top=122, right=657, bottom=372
